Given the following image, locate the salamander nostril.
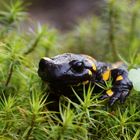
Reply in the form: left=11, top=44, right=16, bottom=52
left=39, top=59, right=47, bottom=70
left=39, top=57, right=53, bottom=70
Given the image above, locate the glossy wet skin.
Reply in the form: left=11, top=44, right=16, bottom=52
left=38, top=53, right=133, bottom=108
left=38, top=53, right=96, bottom=85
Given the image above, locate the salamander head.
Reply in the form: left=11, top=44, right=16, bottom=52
left=38, top=53, right=96, bottom=86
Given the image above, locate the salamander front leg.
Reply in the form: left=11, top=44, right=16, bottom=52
left=100, top=69, right=133, bottom=106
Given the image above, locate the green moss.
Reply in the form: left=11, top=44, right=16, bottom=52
left=0, top=0, right=140, bottom=139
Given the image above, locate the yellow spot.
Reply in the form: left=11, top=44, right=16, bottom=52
left=102, top=70, right=110, bottom=81
left=92, top=63, right=96, bottom=71
left=116, top=75, right=123, bottom=81
left=88, top=70, right=92, bottom=76
left=85, top=57, right=96, bottom=71
left=82, top=80, right=89, bottom=85
left=106, top=89, right=113, bottom=97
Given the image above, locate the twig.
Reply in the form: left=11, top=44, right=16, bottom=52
left=25, top=115, right=35, bottom=140
left=23, top=34, right=42, bottom=55
left=129, top=11, right=137, bottom=46
left=108, top=2, right=118, bottom=61
left=5, top=62, right=14, bottom=87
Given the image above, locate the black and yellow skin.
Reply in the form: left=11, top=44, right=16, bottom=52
left=38, top=53, right=133, bottom=110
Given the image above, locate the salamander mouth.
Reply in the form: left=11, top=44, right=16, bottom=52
left=45, top=75, right=93, bottom=86
left=38, top=69, right=92, bottom=86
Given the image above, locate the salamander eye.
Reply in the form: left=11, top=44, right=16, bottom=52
left=71, top=61, right=84, bottom=73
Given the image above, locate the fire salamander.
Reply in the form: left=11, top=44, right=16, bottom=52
left=38, top=53, right=132, bottom=110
